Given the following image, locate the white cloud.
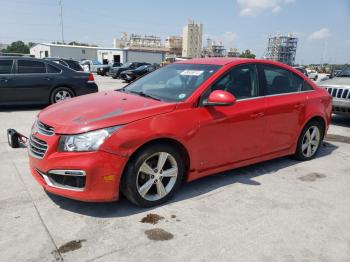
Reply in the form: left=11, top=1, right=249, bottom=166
left=237, top=0, right=295, bottom=16
left=308, top=28, right=331, bottom=40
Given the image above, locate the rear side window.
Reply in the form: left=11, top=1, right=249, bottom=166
left=65, top=60, right=82, bottom=71
left=0, top=59, right=13, bottom=74
left=260, top=64, right=304, bottom=95
left=18, top=60, right=46, bottom=74
left=47, top=64, right=62, bottom=73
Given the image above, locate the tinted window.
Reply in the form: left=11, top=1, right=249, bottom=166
left=65, top=60, right=82, bottom=71
left=0, top=60, right=13, bottom=74
left=302, top=81, right=314, bottom=91
left=18, top=60, right=46, bottom=74
left=47, top=64, right=62, bottom=73
left=260, top=65, right=303, bottom=95
left=210, top=64, right=259, bottom=99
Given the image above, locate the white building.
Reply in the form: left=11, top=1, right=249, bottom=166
left=30, top=43, right=98, bottom=61
left=30, top=43, right=166, bottom=64
left=182, top=20, right=203, bottom=58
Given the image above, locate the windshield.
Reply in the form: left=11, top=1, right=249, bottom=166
left=338, top=66, right=350, bottom=77
left=124, top=63, right=221, bottom=102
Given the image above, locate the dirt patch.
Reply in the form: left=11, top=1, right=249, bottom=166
left=171, top=215, right=176, bottom=219
left=298, top=173, right=326, bottom=182
left=145, top=228, right=174, bottom=241
left=325, top=134, right=350, bottom=144
left=58, top=239, right=86, bottom=253
left=140, top=214, right=164, bottom=224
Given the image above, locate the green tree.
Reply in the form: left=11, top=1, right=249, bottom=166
left=239, top=49, right=256, bottom=59
left=1, top=41, right=30, bottom=54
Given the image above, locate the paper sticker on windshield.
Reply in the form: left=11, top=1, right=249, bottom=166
left=178, top=93, right=186, bottom=99
left=180, top=70, right=204, bottom=76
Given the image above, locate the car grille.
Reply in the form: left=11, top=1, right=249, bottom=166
left=325, top=87, right=350, bottom=100
left=29, top=135, right=48, bottom=159
left=36, top=121, right=55, bottom=136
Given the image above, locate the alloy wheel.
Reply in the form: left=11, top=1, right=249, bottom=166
left=301, top=125, right=321, bottom=158
left=55, top=90, right=72, bottom=102
left=136, top=152, right=178, bottom=201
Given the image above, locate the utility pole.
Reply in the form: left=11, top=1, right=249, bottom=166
left=58, top=0, right=65, bottom=44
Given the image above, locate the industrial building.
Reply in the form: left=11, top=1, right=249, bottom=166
left=182, top=20, right=203, bottom=58
left=165, top=36, right=183, bottom=56
left=113, top=33, right=162, bottom=49
left=30, top=43, right=166, bottom=64
left=202, top=38, right=226, bottom=57
left=264, top=33, right=298, bottom=66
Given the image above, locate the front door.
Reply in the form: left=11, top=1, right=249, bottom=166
left=195, top=64, right=267, bottom=171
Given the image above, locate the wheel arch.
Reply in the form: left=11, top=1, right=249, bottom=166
left=301, top=115, right=326, bottom=139
left=120, top=137, right=191, bottom=185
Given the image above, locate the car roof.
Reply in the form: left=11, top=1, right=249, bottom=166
left=175, top=58, right=292, bottom=68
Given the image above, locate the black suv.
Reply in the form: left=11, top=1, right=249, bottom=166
left=110, top=62, right=150, bottom=79
left=44, top=58, right=84, bottom=71
left=0, top=57, right=98, bottom=105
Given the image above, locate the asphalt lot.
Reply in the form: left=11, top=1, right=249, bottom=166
left=0, top=75, right=349, bottom=262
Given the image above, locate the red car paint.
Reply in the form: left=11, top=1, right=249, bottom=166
left=28, top=58, right=332, bottom=202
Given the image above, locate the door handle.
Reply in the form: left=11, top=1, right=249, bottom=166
left=250, top=112, right=264, bottom=118
left=0, top=78, right=8, bottom=83
left=44, top=77, right=52, bottom=81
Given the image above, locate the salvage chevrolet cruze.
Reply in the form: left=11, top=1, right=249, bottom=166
left=28, top=58, right=332, bottom=207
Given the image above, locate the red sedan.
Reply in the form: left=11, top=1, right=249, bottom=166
left=28, top=58, right=332, bottom=207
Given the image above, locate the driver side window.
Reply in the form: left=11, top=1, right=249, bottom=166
left=210, top=64, right=259, bottom=100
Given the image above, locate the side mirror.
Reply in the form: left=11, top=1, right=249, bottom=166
left=202, top=90, right=236, bottom=107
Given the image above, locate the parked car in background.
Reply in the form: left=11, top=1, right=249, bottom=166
left=307, top=69, right=318, bottom=81
left=110, top=62, right=150, bottom=79
left=80, top=60, right=109, bottom=73
left=293, top=66, right=308, bottom=77
left=0, top=57, right=98, bottom=105
left=318, top=66, right=350, bottom=115
left=97, top=62, right=122, bottom=76
left=28, top=58, right=331, bottom=207
left=44, top=58, right=84, bottom=71
left=119, top=64, right=158, bottom=82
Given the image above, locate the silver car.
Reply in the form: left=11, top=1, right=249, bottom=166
left=318, top=66, right=350, bottom=115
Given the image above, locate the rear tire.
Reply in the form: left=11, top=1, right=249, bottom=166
left=294, top=120, right=324, bottom=161
left=121, top=144, right=184, bottom=207
left=50, top=87, right=74, bottom=104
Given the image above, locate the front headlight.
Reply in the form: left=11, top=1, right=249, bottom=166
left=58, top=126, right=122, bottom=152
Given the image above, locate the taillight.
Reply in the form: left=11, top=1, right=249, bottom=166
left=88, top=73, right=95, bottom=82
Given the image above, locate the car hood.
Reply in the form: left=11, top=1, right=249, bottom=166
left=318, top=77, right=350, bottom=87
left=38, top=91, right=176, bottom=134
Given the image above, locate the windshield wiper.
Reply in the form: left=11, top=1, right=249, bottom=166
left=128, top=90, right=161, bottom=101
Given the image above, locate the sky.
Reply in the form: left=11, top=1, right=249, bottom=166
left=0, top=0, right=349, bottom=64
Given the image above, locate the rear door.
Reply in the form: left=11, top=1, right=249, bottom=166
left=258, top=63, right=308, bottom=154
left=13, top=59, right=53, bottom=103
left=0, top=59, right=16, bottom=104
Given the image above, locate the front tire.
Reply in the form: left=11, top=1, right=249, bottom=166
left=50, top=87, right=74, bottom=104
left=294, top=120, right=324, bottom=161
left=121, top=144, right=184, bottom=207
